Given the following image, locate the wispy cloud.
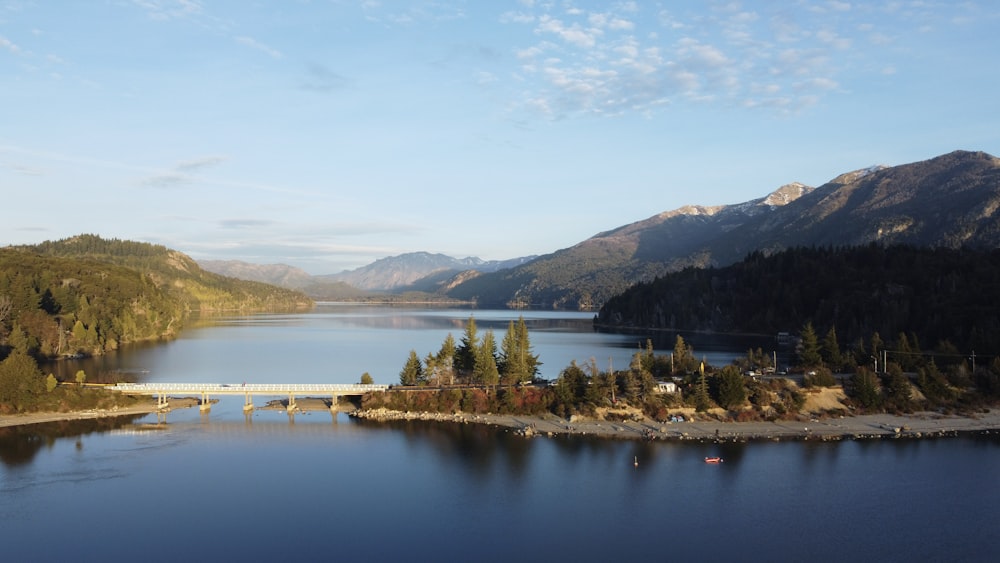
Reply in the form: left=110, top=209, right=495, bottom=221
left=176, top=155, right=226, bottom=172
left=235, top=35, right=282, bottom=59
left=142, top=155, right=226, bottom=188
left=0, top=35, right=21, bottom=54
left=501, top=2, right=888, bottom=118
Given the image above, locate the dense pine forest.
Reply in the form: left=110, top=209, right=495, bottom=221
left=596, top=244, right=1000, bottom=356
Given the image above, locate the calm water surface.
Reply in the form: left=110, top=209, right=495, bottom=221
left=3, top=306, right=998, bottom=562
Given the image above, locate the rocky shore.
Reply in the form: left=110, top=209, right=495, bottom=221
left=349, top=406, right=1000, bottom=442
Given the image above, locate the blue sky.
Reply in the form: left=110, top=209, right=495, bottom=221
left=2, top=1, right=998, bottom=274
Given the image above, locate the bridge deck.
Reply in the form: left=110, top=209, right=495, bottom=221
left=109, top=383, right=389, bottom=396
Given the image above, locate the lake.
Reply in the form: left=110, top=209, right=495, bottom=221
left=2, top=305, right=998, bottom=562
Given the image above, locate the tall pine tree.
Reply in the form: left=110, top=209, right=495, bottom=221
left=455, top=316, right=478, bottom=378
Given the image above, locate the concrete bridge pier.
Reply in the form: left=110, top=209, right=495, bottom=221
left=157, top=392, right=169, bottom=410
left=243, top=392, right=254, bottom=413
left=330, top=394, right=340, bottom=412
left=200, top=392, right=212, bottom=412
left=287, top=393, right=297, bottom=413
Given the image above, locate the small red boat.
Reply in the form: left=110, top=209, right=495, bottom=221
left=704, top=456, right=723, bottom=463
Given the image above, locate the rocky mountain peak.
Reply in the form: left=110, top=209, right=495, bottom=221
left=763, top=182, right=812, bottom=206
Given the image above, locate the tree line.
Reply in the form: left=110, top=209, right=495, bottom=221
left=596, top=244, right=1000, bottom=356
left=397, top=315, right=541, bottom=387
left=366, top=320, right=1000, bottom=422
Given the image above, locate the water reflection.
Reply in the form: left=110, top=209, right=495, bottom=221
left=0, top=415, right=147, bottom=467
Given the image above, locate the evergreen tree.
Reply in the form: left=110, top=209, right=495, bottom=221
left=641, top=338, right=655, bottom=373
left=916, top=360, right=954, bottom=403
left=500, top=321, right=518, bottom=385
left=716, top=365, right=747, bottom=409
left=436, top=333, right=456, bottom=385
left=693, top=363, right=712, bottom=412
left=552, top=361, right=588, bottom=417
left=588, top=357, right=616, bottom=404
left=516, top=316, right=540, bottom=379
left=499, top=316, right=540, bottom=385
left=455, top=316, right=478, bottom=378
left=423, top=353, right=440, bottom=386
left=882, top=363, right=913, bottom=412
left=821, top=326, right=843, bottom=371
left=850, top=367, right=882, bottom=410
left=672, top=335, right=695, bottom=374
left=798, top=322, right=822, bottom=367
left=399, top=350, right=422, bottom=386
left=622, top=352, right=644, bottom=403
left=0, top=349, right=45, bottom=412
left=474, top=330, right=500, bottom=388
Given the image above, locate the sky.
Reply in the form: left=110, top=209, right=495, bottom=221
left=2, top=1, right=999, bottom=274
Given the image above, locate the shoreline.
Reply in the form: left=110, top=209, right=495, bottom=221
left=0, top=397, right=201, bottom=429
left=4, top=398, right=998, bottom=443
left=349, top=407, right=1000, bottom=442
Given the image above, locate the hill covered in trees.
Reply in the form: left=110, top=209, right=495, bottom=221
left=596, top=244, right=1000, bottom=356
left=1, top=234, right=312, bottom=360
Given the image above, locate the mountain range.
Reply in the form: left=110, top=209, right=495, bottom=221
left=200, top=150, right=1000, bottom=309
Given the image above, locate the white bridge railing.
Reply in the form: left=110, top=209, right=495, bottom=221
left=109, top=383, right=389, bottom=395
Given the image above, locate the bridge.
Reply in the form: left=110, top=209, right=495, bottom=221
left=108, top=382, right=389, bottom=413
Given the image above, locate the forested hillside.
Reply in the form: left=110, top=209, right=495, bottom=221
left=596, top=245, right=1000, bottom=355
left=21, top=235, right=311, bottom=312
left=1, top=235, right=312, bottom=359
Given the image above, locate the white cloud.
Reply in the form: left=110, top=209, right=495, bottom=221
left=536, top=15, right=601, bottom=48
left=676, top=38, right=730, bottom=69
left=804, top=77, right=839, bottom=91
left=0, top=35, right=20, bottom=54
left=235, top=36, right=282, bottom=59
left=500, top=11, right=535, bottom=24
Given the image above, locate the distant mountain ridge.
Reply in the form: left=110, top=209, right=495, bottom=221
left=199, top=260, right=315, bottom=289
left=442, top=150, right=1000, bottom=309
left=200, top=150, right=1000, bottom=310
left=316, top=252, right=536, bottom=291
left=198, top=252, right=537, bottom=294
